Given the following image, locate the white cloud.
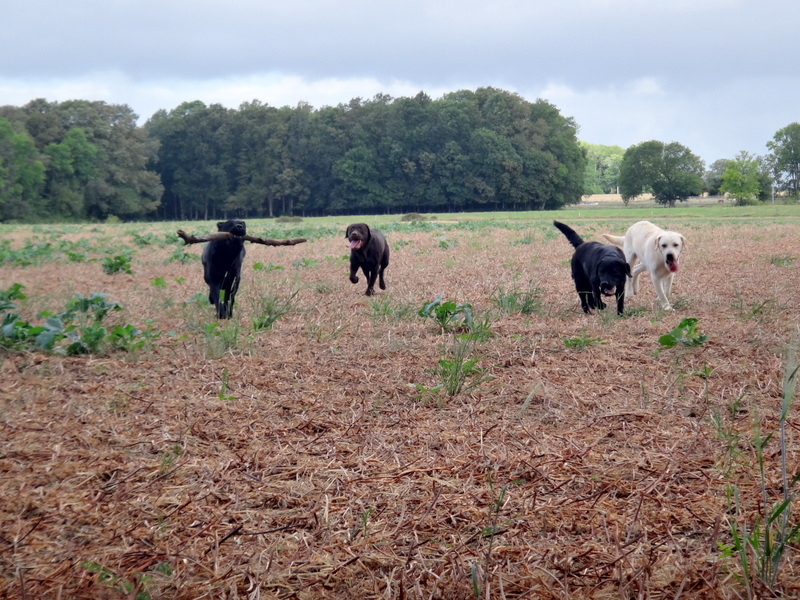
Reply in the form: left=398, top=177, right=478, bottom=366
left=1, top=72, right=460, bottom=121
left=627, top=78, right=664, bottom=96
left=3, top=68, right=797, bottom=166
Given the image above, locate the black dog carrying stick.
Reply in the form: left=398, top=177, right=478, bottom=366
left=176, top=230, right=307, bottom=246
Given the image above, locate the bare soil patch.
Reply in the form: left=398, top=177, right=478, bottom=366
left=2, top=218, right=800, bottom=598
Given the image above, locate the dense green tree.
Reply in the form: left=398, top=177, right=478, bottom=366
left=1, top=86, right=589, bottom=220
left=755, top=157, right=774, bottom=202
left=619, top=140, right=704, bottom=207
left=704, top=159, right=730, bottom=196
left=76, top=102, right=162, bottom=220
left=225, top=100, right=285, bottom=218
left=433, top=141, right=469, bottom=212
left=44, top=128, right=98, bottom=218
left=581, top=142, right=624, bottom=194
left=465, top=127, right=521, bottom=209
left=619, top=140, right=662, bottom=205
left=9, top=99, right=162, bottom=220
left=0, top=117, right=46, bottom=221
left=16, top=98, right=63, bottom=149
left=279, top=103, right=314, bottom=215
left=766, top=122, right=800, bottom=197
left=300, top=105, right=347, bottom=215
left=720, top=151, right=762, bottom=205
left=332, top=145, right=386, bottom=213
left=146, top=101, right=231, bottom=220
left=525, top=99, right=586, bottom=209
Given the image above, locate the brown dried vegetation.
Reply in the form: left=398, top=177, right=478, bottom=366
left=1, top=216, right=800, bottom=599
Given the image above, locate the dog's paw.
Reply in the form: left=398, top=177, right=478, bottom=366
left=365, top=288, right=374, bottom=296
left=350, top=275, right=359, bottom=284
left=379, top=282, right=386, bottom=290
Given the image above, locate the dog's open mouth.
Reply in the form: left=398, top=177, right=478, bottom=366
left=666, top=256, right=679, bottom=273
left=601, top=286, right=616, bottom=296
left=349, top=239, right=363, bottom=250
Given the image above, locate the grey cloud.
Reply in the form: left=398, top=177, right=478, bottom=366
left=2, top=0, right=797, bottom=162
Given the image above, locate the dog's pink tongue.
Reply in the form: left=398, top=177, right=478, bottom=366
left=349, top=240, right=362, bottom=250
left=668, top=261, right=679, bottom=273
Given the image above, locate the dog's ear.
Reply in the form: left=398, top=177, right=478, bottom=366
left=680, top=234, right=687, bottom=249
left=364, top=224, right=371, bottom=241
left=624, top=263, right=632, bottom=277
left=654, top=234, right=662, bottom=250
left=345, top=225, right=352, bottom=238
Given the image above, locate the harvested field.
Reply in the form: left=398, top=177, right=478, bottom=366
left=2, top=214, right=800, bottom=599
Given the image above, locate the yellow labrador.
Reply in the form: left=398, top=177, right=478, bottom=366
left=602, top=221, right=685, bottom=310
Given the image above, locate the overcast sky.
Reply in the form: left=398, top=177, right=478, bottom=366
left=2, top=0, right=797, bottom=165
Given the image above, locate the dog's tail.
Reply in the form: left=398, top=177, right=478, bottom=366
left=553, top=221, right=584, bottom=249
left=601, top=233, right=624, bottom=248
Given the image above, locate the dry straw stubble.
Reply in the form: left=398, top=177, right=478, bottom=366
left=1, top=217, right=800, bottom=598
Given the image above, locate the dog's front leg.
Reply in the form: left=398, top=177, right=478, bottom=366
left=579, top=291, right=592, bottom=314
left=365, top=268, right=378, bottom=296
left=653, top=277, right=673, bottom=310
left=663, top=273, right=675, bottom=299
left=593, top=287, right=606, bottom=311
left=616, top=291, right=625, bottom=315
left=349, top=262, right=360, bottom=284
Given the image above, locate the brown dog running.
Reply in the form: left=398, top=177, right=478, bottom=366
left=345, top=223, right=389, bottom=296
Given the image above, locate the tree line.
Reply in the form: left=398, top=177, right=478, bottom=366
left=0, top=100, right=162, bottom=222
left=0, top=89, right=586, bottom=222
left=581, top=124, right=800, bottom=207
left=1, top=89, right=798, bottom=222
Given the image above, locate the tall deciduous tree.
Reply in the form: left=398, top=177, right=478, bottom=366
left=581, top=142, right=624, bottom=194
left=767, top=122, right=800, bottom=196
left=704, top=159, right=730, bottom=196
left=720, top=151, right=762, bottom=205
left=619, top=140, right=704, bottom=207
left=44, top=128, right=98, bottom=218
left=14, top=99, right=162, bottom=220
left=147, top=101, right=231, bottom=220
left=0, top=117, right=45, bottom=221
left=226, top=100, right=283, bottom=218
left=2, top=86, right=589, bottom=221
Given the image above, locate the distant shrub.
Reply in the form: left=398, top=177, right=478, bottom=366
left=132, top=233, right=160, bottom=247
left=419, top=296, right=473, bottom=333
left=561, top=332, right=606, bottom=350
left=490, top=281, right=542, bottom=315
left=770, top=255, right=796, bottom=267
left=438, top=236, right=457, bottom=249
left=401, top=213, right=427, bottom=222
left=1, top=285, right=158, bottom=355
left=658, top=317, right=708, bottom=348
left=103, top=254, right=133, bottom=275
left=165, top=248, right=197, bottom=264
left=276, top=216, right=303, bottom=223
